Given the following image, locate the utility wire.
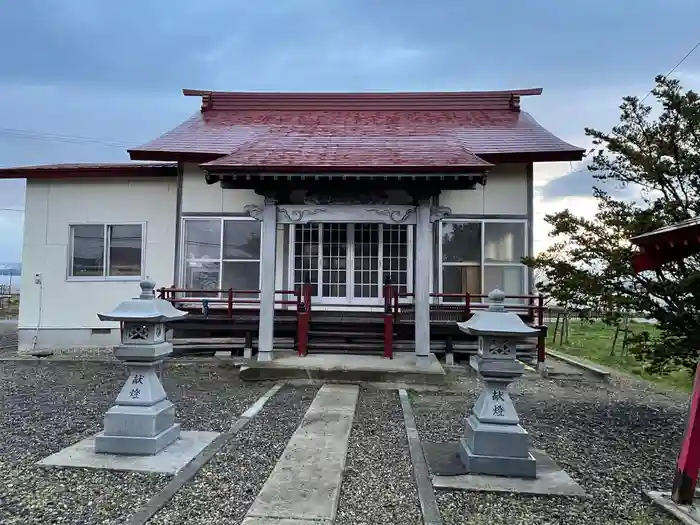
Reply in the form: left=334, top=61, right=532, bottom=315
left=0, top=127, right=133, bottom=148
left=640, top=38, right=700, bottom=102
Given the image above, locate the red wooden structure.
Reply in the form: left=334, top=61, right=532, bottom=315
left=630, top=218, right=700, bottom=504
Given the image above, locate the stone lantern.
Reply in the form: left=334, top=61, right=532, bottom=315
left=456, top=288, right=541, bottom=478
left=95, top=279, right=188, bottom=455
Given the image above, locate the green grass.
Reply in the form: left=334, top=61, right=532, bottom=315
left=550, top=319, right=694, bottom=392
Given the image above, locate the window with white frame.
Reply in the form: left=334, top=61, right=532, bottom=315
left=181, top=217, right=261, bottom=298
left=69, top=224, right=144, bottom=279
left=439, top=220, right=527, bottom=302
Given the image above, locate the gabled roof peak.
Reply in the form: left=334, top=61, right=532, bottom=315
left=181, top=88, right=543, bottom=113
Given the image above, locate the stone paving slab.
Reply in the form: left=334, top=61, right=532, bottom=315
left=37, top=430, right=220, bottom=475
left=645, top=491, right=700, bottom=525
left=426, top=442, right=586, bottom=497
left=242, top=384, right=359, bottom=524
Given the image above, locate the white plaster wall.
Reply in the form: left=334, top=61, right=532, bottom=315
left=439, top=163, right=529, bottom=215
left=181, top=163, right=263, bottom=213
left=19, top=177, right=178, bottom=331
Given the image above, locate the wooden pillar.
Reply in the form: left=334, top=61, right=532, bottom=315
left=414, top=200, right=432, bottom=367
left=257, top=198, right=277, bottom=362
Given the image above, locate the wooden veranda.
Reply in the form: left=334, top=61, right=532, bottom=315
left=157, top=284, right=547, bottom=364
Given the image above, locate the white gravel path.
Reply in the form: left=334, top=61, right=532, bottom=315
left=336, top=387, right=423, bottom=525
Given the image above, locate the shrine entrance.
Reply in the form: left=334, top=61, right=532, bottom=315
left=291, top=223, right=413, bottom=306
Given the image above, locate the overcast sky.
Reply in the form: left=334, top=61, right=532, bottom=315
left=1, top=0, right=699, bottom=260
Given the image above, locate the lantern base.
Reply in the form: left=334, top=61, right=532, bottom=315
left=464, top=414, right=531, bottom=458
left=459, top=438, right=537, bottom=479
left=103, top=399, right=176, bottom=437
left=95, top=423, right=180, bottom=456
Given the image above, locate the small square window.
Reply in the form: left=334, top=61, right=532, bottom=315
left=69, top=224, right=143, bottom=279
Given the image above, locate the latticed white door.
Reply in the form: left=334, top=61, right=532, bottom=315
left=291, top=223, right=412, bottom=305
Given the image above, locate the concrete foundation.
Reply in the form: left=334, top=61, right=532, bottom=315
left=38, top=430, right=220, bottom=475
left=18, top=326, right=120, bottom=352
left=423, top=442, right=586, bottom=497
left=645, top=490, right=700, bottom=525
left=240, top=352, right=445, bottom=384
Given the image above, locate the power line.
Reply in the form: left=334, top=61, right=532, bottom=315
left=0, top=127, right=133, bottom=148
left=0, top=208, right=24, bottom=212
left=641, top=37, right=700, bottom=102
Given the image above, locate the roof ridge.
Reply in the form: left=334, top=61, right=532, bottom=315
left=182, top=88, right=542, bottom=113
left=182, top=88, right=543, bottom=97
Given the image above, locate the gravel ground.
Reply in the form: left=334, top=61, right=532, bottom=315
left=149, top=384, right=319, bottom=525
left=0, top=359, right=273, bottom=525
left=336, top=387, right=422, bottom=525
left=410, top=373, right=686, bottom=525
left=0, top=328, right=18, bottom=357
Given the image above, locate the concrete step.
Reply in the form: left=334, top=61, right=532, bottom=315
left=240, top=353, right=447, bottom=384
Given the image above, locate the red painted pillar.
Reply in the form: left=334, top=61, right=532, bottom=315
left=297, top=308, right=309, bottom=356
left=296, top=283, right=312, bottom=357
left=383, top=280, right=393, bottom=359
left=672, top=360, right=700, bottom=504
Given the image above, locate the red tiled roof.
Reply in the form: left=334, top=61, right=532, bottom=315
left=202, top=129, right=494, bottom=172
left=127, top=89, right=584, bottom=170
left=0, top=162, right=176, bottom=179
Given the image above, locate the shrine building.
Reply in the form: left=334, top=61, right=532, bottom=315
left=0, top=88, right=583, bottom=361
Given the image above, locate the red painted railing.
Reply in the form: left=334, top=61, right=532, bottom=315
left=158, top=287, right=299, bottom=308
left=157, top=286, right=310, bottom=356
left=390, top=291, right=547, bottom=364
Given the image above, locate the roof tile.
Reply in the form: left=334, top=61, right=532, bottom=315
left=128, top=90, right=584, bottom=168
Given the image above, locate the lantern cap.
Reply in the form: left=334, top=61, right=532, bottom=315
left=97, top=279, right=188, bottom=323
left=457, top=288, right=540, bottom=336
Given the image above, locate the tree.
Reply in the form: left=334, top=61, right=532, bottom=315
left=527, top=75, right=700, bottom=372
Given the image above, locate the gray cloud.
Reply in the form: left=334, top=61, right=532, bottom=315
left=1, top=0, right=699, bottom=263
left=538, top=166, right=639, bottom=200
left=3, top=0, right=699, bottom=92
